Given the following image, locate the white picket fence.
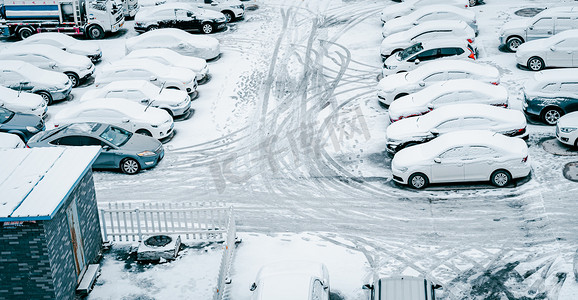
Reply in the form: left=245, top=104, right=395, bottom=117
left=98, top=202, right=237, bottom=300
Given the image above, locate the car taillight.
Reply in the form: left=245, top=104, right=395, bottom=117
left=467, top=38, right=474, bottom=43
left=54, top=124, right=59, bottom=127
left=26, top=144, right=30, bottom=148
left=468, top=48, right=475, bottom=60
left=491, top=82, right=499, bottom=85
left=522, top=156, right=528, bottom=163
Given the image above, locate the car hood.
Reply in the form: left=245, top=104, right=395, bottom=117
left=121, top=132, right=163, bottom=152
left=381, top=4, right=411, bottom=22
left=389, top=95, right=424, bottom=120
left=392, top=144, right=431, bottom=168
left=517, top=38, right=551, bottom=54
left=386, top=117, right=425, bottom=141
left=381, top=31, right=408, bottom=48
left=167, top=67, right=196, bottom=83
left=377, top=72, right=407, bottom=92
left=382, top=17, right=409, bottom=36
left=157, top=89, right=188, bottom=104
left=500, top=19, right=529, bottom=33
left=142, top=107, right=173, bottom=125
left=198, top=8, right=227, bottom=20
left=6, top=111, right=43, bottom=128
left=558, top=113, right=578, bottom=128
left=67, top=43, right=101, bottom=57
left=25, top=68, right=70, bottom=88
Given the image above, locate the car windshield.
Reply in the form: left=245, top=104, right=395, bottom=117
left=0, top=107, right=15, bottom=124
left=399, top=43, right=423, bottom=60
left=99, top=125, right=132, bottom=147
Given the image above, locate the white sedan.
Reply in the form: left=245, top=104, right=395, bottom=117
left=515, top=29, right=578, bottom=71
left=125, top=48, right=210, bottom=83
left=381, top=20, right=475, bottom=59
left=0, top=45, right=94, bottom=87
left=0, top=85, right=47, bottom=118
left=250, top=261, right=330, bottom=300
left=377, top=60, right=499, bottom=106
left=13, top=32, right=102, bottom=63
left=556, top=111, right=578, bottom=147
left=126, top=28, right=221, bottom=60
left=391, top=130, right=531, bottom=189
left=388, top=79, right=508, bottom=123
left=386, top=104, right=528, bottom=154
left=381, top=0, right=471, bottom=23
left=0, top=132, right=26, bottom=149
left=382, top=5, right=477, bottom=37
left=53, top=98, right=174, bottom=140
left=81, top=80, right=192, bottom=118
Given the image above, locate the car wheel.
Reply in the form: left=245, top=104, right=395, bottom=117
left=506, top=37, right=523, bottom=52
left=18, top=27, right=33, bottom=40
left=162, top=108, right=174, bottom=118
left=469, top=0, right=477, bottom=6
left=65, top=72, right=80, bottom=88
left=35, top=91, right=53, bottom=105
left=86, top=25, right=105, bottom=39
left=394, top=93, right=408, bottom=100
left=202, top=23, right=214, bottom=34
left=541, top=107, right=563, bottom=125
left=120, top=158, right=141, bottom=175
left=408, top=173, right=428, bottom=189
left=136, top=129, right=153, bottom=137
left=147, top=25, right=159, bottom=32
left=222, top=11, right=234, bottom=22
left=491, top=170, right=511, bottom=187
left=527, top=56, right=544, bottom=71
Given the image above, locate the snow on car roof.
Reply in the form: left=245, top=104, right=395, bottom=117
left=24, top=32, right=76, bottom=46
left=0, top=59, right=69, bottom=82
left=410, top=79, right=505, bottom=101
left=419, top=130, right=526, bottom=156
left=408, top=60, right=498, bottom=81
left=126, top=28, right=220, bottom=47
left=0, top=147, right=100, bottom=221
left=0, top=132, right=23, bottom=148
left=419, top=38, right=469, bottom=48
left=58, top=98, right=151, bottom=119
left=103, top=58, right=171, bottom=75
left=530, top=68, right=578, bottom=84
left=3, top=44, right=76, bottom=63
left=410, top=4, right=474, bottom=18
left=409, top=19, right=469, bottom=32
left=418, top=104, right=524, bottom=128
left=99, top=80, right=158, bottom=92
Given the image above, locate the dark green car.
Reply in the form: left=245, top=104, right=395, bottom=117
left=0, top=106, right=44, bottom=142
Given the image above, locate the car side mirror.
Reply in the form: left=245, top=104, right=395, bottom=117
left=49, top=62, right=57, bottom=69
left=149, top=76, right=157, bottom=82
left=19, top=81, right=29, bottom=85
left=141, top=99, right=150, bottom=103
left=550, top=46, right=556, bottom=51
left=102, top=145, right=112, bottom=151
left=413, top=22, right=418, bottom=26
left=434, top=157, right=441, bottom=164
left=362, top=284, right=374, bottom=290
left=433, top=284, right=443, bottom=290
left=122, top=118, right=130, bottom=123
left=187, top=11, right=193, bottom=17
left=414, top=59, right=420, bottom=65
left=418, top=81, right=425, bottom=87
left=249, top=283, right=257, bottom=291
left=430, top=128, right=440, bottom=136
left=529, top=26, right=534, bottom=30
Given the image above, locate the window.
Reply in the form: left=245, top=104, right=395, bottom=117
left=436, top=118, right=460, bottom=130
left=175, top=9, right=192, bottom=19
left=0, top=70, right=21, bottom=82
left=560, top=82, right=578, bottom=93
left=417, top=12, right=436, bottom=22
left=0, top=107, right=14, bottom=124
left=532, top=17, right=553, bottom=29
left=132, top=69, right=152, bottom=77
left=414, top=49, right=439, bottom=62
left=51, top=135, right=102, bottom=146
left=541, top=83, right=558, bottom=92
left=432, top=93, right=456, bottom=105
left=461, top=117, right=491, bottom=128
left=126, top=90, right=146, bottom=100
left=555, top=17, right=574, bottom=32
left=555, top=38, right=578, bottom=48
left=99, top=125, right=131, bottom=147
left=423, top=72, right=445, bottom=82
left=466, top=146, right=497, bottom=158
left=440, top=47, right=464, bottom=57
left=440, top=146, right=467, bottom=159
left=447, top=71, right=469, bottom=79
left=106, top=90, right=125, bottom=98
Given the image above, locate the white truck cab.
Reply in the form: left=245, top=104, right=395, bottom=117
left=363, top=276, right=440, bottom=300
left=184, top=0, right=245, bottom=22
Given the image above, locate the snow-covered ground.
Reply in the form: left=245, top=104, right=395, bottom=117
left=3, top=0, right=578, bottom=299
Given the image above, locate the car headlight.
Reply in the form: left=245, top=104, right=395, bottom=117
left=560, top=127, right=577, bottom=133
left=26, top=126, right=39, bottom=133
left=87, top=64, right=92, bottom=69
left=385, top=64, right=397, bottom=70
left=137, top=151, right=156, bottom=157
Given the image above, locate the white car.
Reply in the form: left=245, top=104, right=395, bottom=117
left=388, top=79, right=508, bottom=123
left=0, top=86, right=47, bottom=118
left=380, top=20, right=475, bottom=59
left=250, top=261, right=330, bottom=300
left=95, top=58, right=197, bottom=95
left=382, top=5, right=478, bottom=37
left=0, top=45, right=94, bottom=87
left=240, top=0, right=258, bottom=10
left=377, top=60, right=499, bottom=106
left=381, top=0, right=471, bottom=23
left=556, top=111, right=578, bottom=147
left=0, top=132, right=26, bottom=149
left=126, top=48, right=209, bottom=83
left=382, top=39, right=477, bottom=77
left=0, top=60, right=72, bottom=105
left=386, top=104, right=528, bottom=154
left=184, top=0, right=245, bottom=22
left=515, top=29, right=578, bottom=71
left=125, top=28, right=221, bottom=60
left=499, top=6, right=578, bottom=52
left=391, top=130, right=531, bottom=189
left=81, top=80, right=192, bottom=118
left=53, top=98, right=174, bottom=140
left=13, top=32, right=103, bottom=62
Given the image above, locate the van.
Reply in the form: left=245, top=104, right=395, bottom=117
left=363, top=276, right=440, bottom=300
left=499, top=6, right=578, bottom=52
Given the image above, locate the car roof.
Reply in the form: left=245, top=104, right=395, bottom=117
left=423, top=103, right=521, bottom=123
left=538, top=5, right=578, bottom=15
left=424, top=130, right=525, bottom=155
left=410, top=20, right=469, bottom=32
left=148, top=2, right=197, bottom=11
left=61, top=122, right=105, bottom=135
left=26, top=32, right=75, bottom=43
left=532, top=68, right=578, bottom=83
left=58, top=98, right=145, bottom=119
left=415, top=79, right=501, bottom=97
left=412, top=4, right=472, bottom=16
left=420, top=38, right=469, bottom=48
left=100, top=80, right=154, bottom=90
left=410, top=60, right=497, bottom=78
left=102, top=60, right=167, bottom=74
left=3, top=44, right=72, bottom=62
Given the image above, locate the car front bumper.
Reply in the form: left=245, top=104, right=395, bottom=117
left=556, top=126, right=578, bottom=146
left=50, top=83, right=73, bottom=101
left=171, top=100, right=192, bottom=117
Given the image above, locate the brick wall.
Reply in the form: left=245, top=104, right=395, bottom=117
left=76, top=169, right=103, bottom=265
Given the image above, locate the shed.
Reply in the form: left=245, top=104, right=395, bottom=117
left=0, top=146, right=102, bottom=300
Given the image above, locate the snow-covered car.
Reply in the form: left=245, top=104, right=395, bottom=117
left=388, top=79, right=508, bottom=123
left=0, top=106, right=44, bottom=142
left=0, top=45, right=94, bottom=87
left=0, top=86, right=47, bottom=118
left=377, top=60, right=499, bottom=106
left=53, top=98, right=174, bottom=140
left=380, top=0, right=471, bottom=23
left=13, top=32, right=103, bottom=62
left=382, top=5, right=478, bottom=37
left=184, top=0, right=245, bottom=22
left=382, top=40, right=477, bottom=76
left=556, top=111, right=578, bottom=147
left=380, top=20, right=475, bottom=59
left=139, top=0, right=166, bottom=6
left=125, top=28, right=221, bottom=60
left=81, top=80, right=192, bottom=118
left=240, top=0, right=258, bottom=10
left=0, top=60, right=72, bottom=105
left=0, top=132, right=26, bottom=149
left=125, top=48, right=209, bottom=83
left=362, top=275, right=440, bottom=300
left=385, top=104, right=528, bottom=154
left=391, top=130, right=531, bottom=189
left=95, top=58, right=197, bottom=95
left=28, top=122, right=164, bottom=174
left=499, top=6, right=578, bottom=52
left=522, top=69, right=578, bottom=125
left=134, top=3, right=227, bottom=34
left=515, top=29, right=578, bottom=71
left=250, top=261, right=330, bottom=300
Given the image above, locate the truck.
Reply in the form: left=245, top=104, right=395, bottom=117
left=0, top=0, right=124, bottom=40
left=118, top=0, right=138, bottom=18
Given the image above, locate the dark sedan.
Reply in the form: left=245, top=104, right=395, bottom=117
left=0, top=106, right=44, bottom=142
left=28, top=122, right=164, bottom=174
left=134, top=3, right=227, bottom=34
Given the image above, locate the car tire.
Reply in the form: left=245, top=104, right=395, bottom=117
left=202, top=23, right=214, bottom=34
left=147, top=25, right=159, bottom=32
left=136, top=129, right=153, bottom=137
left=120, top=158, right=141, bottom=175
left=408, top=173, right=428, bottom=189
left=541, top=107, right=563, bottom=125
left=222, top=11, right=234, bottom=22
left=491, top=170, right=511, bottom=187
left=86, top=25, right=105, bottom=40
left=469, top=0, right=477, bottom=6
left=527, top=56, right=544, bottom=71
left=65, top=72, right=80, bottom=88
left=35, top=91, right=53, bottom=105
left=506, top=36, right=523, bottom=52
left=17, top=27, right=34, bottom=40
left=394, top=93, right=408, bottom=100
left=162, top=108, right=174, bottom=118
